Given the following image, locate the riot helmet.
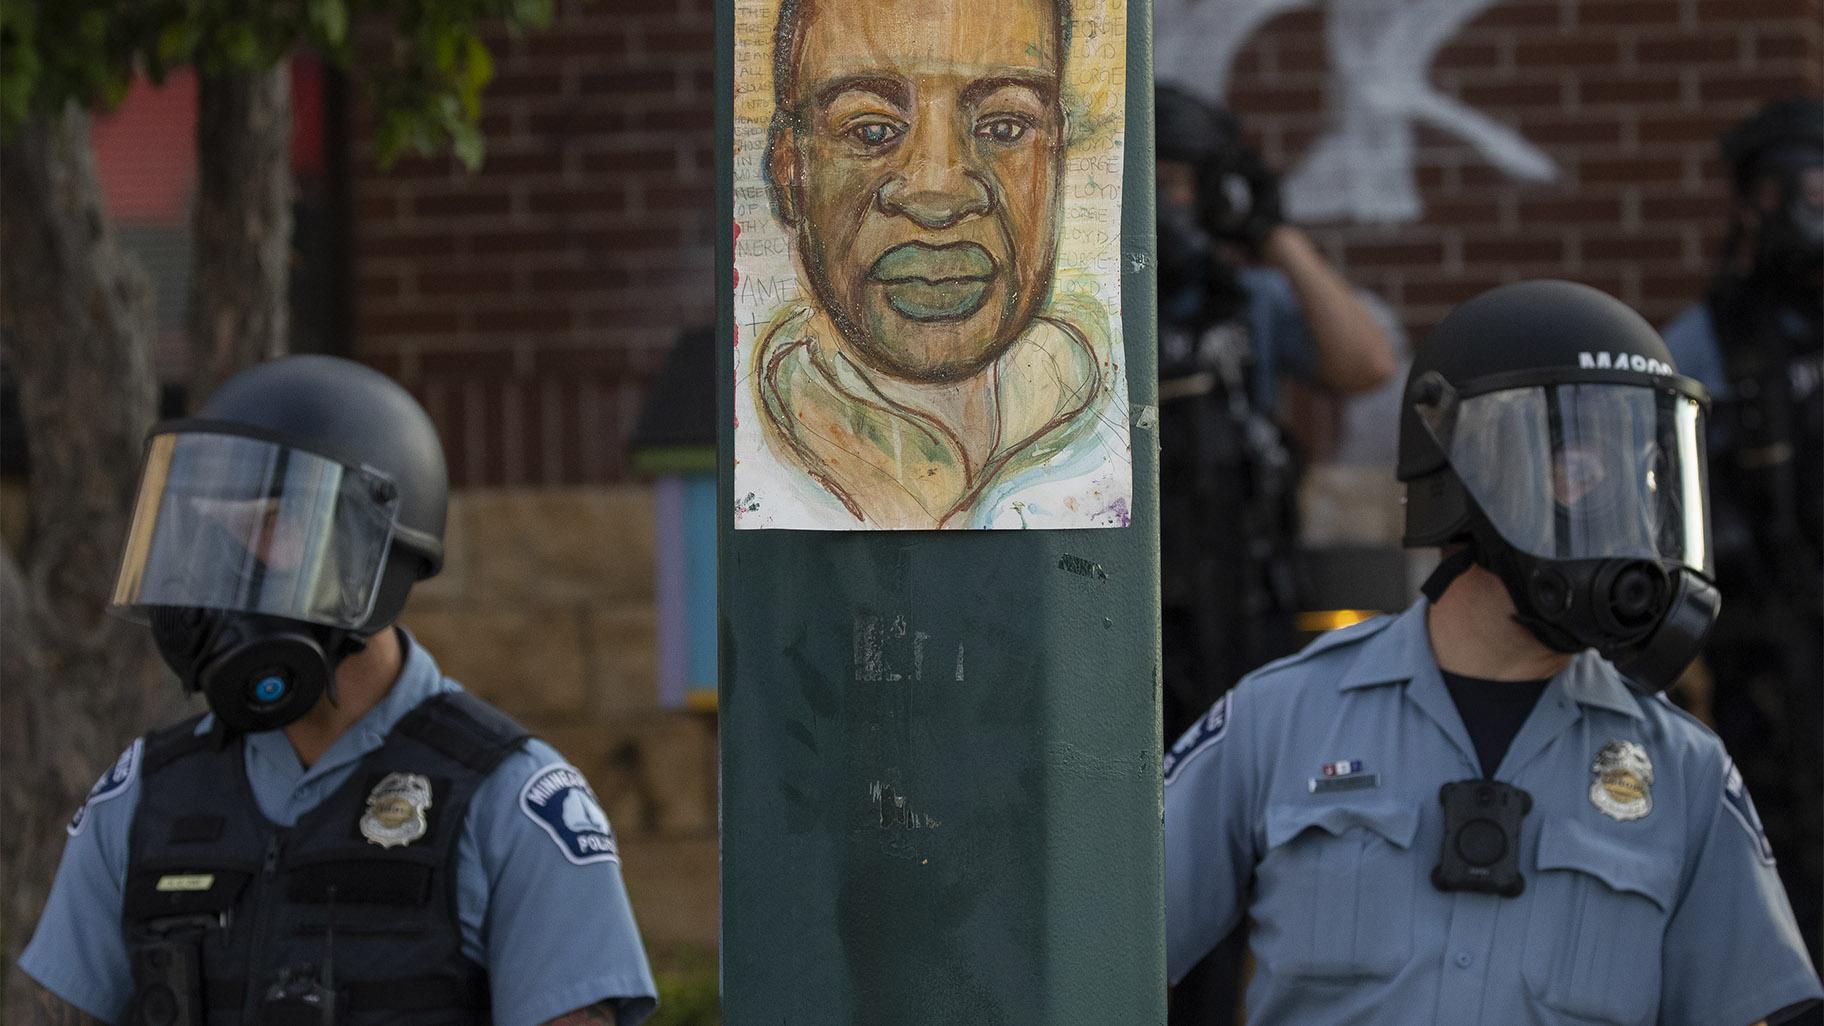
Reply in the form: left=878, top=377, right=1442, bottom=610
left=1155, top=85, right=1278, bottom=331
left=1720, top=97, right=1823, bottom=303
left=1155, top=85, right=1278, bottom=249
left=112, top=355, right=448, bottom=734
left=1398, top=281, right=1720, bottom=691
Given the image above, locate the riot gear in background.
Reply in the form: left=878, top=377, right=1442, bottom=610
left=1156, top=84, right=1305, bottom=1026
left=1398, top=280, right=1721, bottom=693
left=1665, top=96, right=1823, bottom=979
left=1155, top=85, right=1303, bottom=744
left=1157, top=85, right=1402, bottom=1026
left=1156, top=86, right=1398, bottom=1026
left=112, top=355, right=448, bottom=735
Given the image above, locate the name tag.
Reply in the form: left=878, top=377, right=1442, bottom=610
left=1308, top=773, right=1379, bottom=795
left=155, top=874, right=215, bottom=892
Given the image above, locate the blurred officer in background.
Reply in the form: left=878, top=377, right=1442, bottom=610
left=18, top=356, right=658, bottom=1025
left=1154, top=83, right=1397, bottom=740
left=1155, top=84, right=1397, bottom=1025
left=1662, top=96, right=1822, bottom=983
left=1167, top=281, right=1822, bottom=1026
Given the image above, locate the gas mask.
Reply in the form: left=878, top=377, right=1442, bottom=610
left=146, top=606, right=365, bottom=735
left=113, top=429, right=403, bottom=734
left=1157, top=199, right=1213, bottom=296
left=1412, top=370, right=1721, bottom=691
left=1156, top=199, right=1246, bottom=336
left=1746, top=149, right=1824, bottom=304
left=1157, top=199, right=1217, bottom=319
left=1156, top=87, right=1269, bottom=334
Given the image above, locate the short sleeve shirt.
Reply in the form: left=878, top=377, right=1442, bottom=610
left=1165, top=600, right=1823, bottom=1026
left=19, top=629, right=659, bottom=1026
left=1238, top=266, right=1318, bottom=414
left=1662, top=304, right=1730, bottom=398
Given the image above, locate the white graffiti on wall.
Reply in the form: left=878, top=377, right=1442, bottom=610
left=1156, top=0, right=1560, bottom=224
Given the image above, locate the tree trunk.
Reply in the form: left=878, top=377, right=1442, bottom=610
left=0, top=102, right=163, bottom=1019
left=189, top=62, right=294, bottom=404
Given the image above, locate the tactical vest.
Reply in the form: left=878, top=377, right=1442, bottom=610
left=1709, top=296, right=1823, bottom=605
left=123, top=692, right=529, bottom=1026
left=1158, top=315, right=1302, bottom=739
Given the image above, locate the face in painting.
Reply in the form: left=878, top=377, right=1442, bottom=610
left=768, top=0, right=1067, bottom=382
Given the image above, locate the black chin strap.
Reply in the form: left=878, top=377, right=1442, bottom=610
left=323, top=629, right=377, bottom=709
left=1422, top=548, right=1477, bottom=604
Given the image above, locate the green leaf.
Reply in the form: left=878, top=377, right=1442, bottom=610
left=465, top=35, right=493, bottom=91
left=98, top=73, right=132, bottom=110
left=223, top=23, right=260, bottom=67
left=79, top=9, right=110, bottom=45
left=0, top=64, right=38, bottom=134
left=451, top=119, right=484, bottom=171
left=374, top=114, right=403, bottom=168
left=455, top=35, right=492, bottom=118
left=155, top=22, right=200, bottom=66
left=511, top=0, right=555, bottom=31
left=0, top=5, right=40, bottom=131
left=0, top=0, right=559, bottom=158
left=432, top=27, right=462, bottom=74
left=308, top=0, right=348, bottom=47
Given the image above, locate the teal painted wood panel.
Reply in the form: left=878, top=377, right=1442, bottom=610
left=717, top=2, right=1163, bottom=1021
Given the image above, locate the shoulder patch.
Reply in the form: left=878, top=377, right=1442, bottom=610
left=519, top=762, right=619, bottom=866
left=68, top=739, right=142, bottom=837
left=1250, top=613, right=1395, bottom=682
left=1722, top=759, right=1776, bottom=866
left=1164, top=692, right=1231, bottom=786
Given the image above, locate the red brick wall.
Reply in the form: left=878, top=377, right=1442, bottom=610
left=349, top=0, right=1819, bottom=486
left=350, top=0, right=715, bottom=488
left=1228, top=0, right=1822, bottom=342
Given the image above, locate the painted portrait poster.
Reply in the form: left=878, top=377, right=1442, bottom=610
left=733, top=0, right=1131, bottom=530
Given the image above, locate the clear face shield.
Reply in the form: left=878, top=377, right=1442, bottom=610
left=1415, top=378, right=1714, bottom=579
left=111, top=432, right=402, bottom=630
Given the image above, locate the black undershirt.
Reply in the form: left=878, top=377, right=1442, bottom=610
left=1441, top=670, right=1551, bottom=778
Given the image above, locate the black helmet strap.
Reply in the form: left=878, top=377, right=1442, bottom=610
left=1420, top=547, right=1476, bottom=604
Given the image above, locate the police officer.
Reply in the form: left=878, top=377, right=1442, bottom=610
left=18, top=356, right=659, bottom=1024
left=1156, top=84, right=1397, bottom=1026
left=1154, top=82, right=1397, bottom=740
left=1662, top=97, right=1822, bottom=980
left=1166, top=281, right=1823, bottom=1025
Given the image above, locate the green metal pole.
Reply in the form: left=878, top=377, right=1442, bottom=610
left=716, top=3, right=1161, bottom=1021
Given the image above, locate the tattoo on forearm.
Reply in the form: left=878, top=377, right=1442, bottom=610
left=543, top=1001, right=620, bottom=1026
left=29, top=988, right=107, bottom=1026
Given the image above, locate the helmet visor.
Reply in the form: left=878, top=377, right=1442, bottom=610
left=1417, top=382, right=1712, bottom=574
left=111, top=432, right=401, bottom=628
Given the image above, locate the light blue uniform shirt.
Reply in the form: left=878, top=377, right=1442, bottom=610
left=1662, top=304, right=1730, bottom=398
left=1166, top=600, right=1823, bottom=1026
left=1238, top=266, right=1318, bottom=415
left=20, top=629, right=659, bottom=1026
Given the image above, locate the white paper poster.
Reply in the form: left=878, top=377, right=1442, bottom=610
left=733, top=0, right=1132, bottom=530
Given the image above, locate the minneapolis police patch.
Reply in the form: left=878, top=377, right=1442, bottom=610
left=68, top=739, right=142, bottom=837
left=519, top=762, right=619, bottom=866
left=1722, top=759, right=1776, bottom=866
left=1164, top=692, right=1231, bottom=785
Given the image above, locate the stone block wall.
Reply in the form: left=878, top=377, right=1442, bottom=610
left=401, top=485, right=718, bottom=951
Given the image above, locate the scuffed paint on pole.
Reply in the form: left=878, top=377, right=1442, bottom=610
left=717, top=0, right=1162, bottom=1019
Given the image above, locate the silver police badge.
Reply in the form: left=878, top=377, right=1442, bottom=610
left=1589, top=740, right=1654, bottom=821
left=360, top=772, right=432, bottom=848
